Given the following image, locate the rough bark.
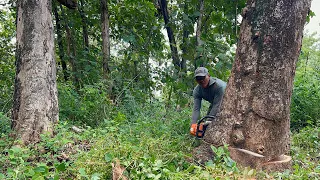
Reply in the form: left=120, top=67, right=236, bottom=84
left=159, top=0, right=181, bottom=70
left=197, top=0, right=312, bottom=171
left=13, top=0, right=59, bottom=144
left=101, top=0, right=110, bottom=79
left=53, top=2, right=69, bottom=81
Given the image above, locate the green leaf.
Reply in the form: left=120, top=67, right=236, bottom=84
left=210, top=145, right=217, bottom=153
left=193, top=11, right=201, bottom=17
left=0, top=173, right=5, bottom=179
left=104, top=153, right=113, bottom=162
left=32, top=174, right=45, bottom=180
left=205, top=160, right=215, bottom=168
left=25, top=168, right=35, bottom=177
left=146, top=173, right=155, bottom=178
left=91, top=173, right=101, bottom=180
left=154, top=173, right=161, bottom=180
left=186, top=165, right=195, bottom=172
left=54, top=175, right=60, bottom=180
left=153, top=159, right=163, bottom=168
left=11, top=146, right=22, bottom=153
left=56, top=163, right=66, bottom=172
left=79, top=168, right=87, bottom=177
left=247, top=169, right=254, bottom=176
left=34, top=166, right=48, bottom=174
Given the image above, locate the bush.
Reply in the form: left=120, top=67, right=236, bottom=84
left=58, top=82, right=115, bottom=127
left=291, top=68, right=320, bottom=131
left=290, top=33, right=320, bottom=131
left=0, top=112, right=11, bottom=136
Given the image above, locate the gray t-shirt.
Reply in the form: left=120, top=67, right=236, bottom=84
left=191, top=77, right=226, bottom=124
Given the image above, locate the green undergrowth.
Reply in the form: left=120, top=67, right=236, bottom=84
left=0, top=103, right=319, bottom=179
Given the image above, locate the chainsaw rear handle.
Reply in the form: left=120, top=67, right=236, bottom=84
left=196, top=115, right=216, bottom=125
left=196, top=115, right=216, bottom=138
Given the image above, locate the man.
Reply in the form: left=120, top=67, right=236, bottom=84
left=190, top=67, right=227, bottom=136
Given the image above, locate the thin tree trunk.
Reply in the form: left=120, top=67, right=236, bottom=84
left=70, top=28, right=79, bottom=88
left=181, top=3, right=189, bottom=72
left=78, top=0, right=89, bottom=50
left=101, top=0, right=110, bottom=79
left=159, top=0, right=181, bottom=70
left=53, top=2, right=68, bottom=81
left=61, top=5, right=80, bottom=89
left=195, top=0, right=204, bottom=47
left=196, top=0, right=312, bottom=171
left=234, top=0, right=238, bottom=37
left=195, top=0, right=204, bottom=68
left=181, top=28, right=188, bottom=71
left=146, top=58, right=153, bottom=101
left=13, top=0, right=59, bottom=144
left=133, top=58, right=138, bottom=82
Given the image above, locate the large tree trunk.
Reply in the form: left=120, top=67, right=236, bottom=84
left=197, top=0, right=311, bottom=171
left=13, top=0, right=59, bottom=145
left=101, top=0, right=110, bottom=79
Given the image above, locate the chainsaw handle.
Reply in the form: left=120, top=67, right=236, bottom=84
left=196, top=115, right=216, bottom=125
left=195, top=115, right=215, bottom=138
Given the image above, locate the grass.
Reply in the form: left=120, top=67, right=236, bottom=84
left=0, top=101, right=319, bottom=179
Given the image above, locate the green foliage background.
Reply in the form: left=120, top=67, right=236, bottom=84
left=290, top=33, right=320, bottom=131
left=0, top=0, right=319, bottom=179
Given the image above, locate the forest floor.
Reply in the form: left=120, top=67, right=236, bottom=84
left=0, top=103, right=319, bottom=179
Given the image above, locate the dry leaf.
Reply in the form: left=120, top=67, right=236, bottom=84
left=112, top=160, right=128, bottom=180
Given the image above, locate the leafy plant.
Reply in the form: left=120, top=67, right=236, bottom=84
left=0, top=112, right=11, bottom=136
left=290, top=33, right=320, bottom=131
left=58, top=82, right=115, bottom=127
left=207, top=145, right=239, bottom=173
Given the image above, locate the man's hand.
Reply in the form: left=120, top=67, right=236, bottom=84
left=190, top=124, right=197, bottom=136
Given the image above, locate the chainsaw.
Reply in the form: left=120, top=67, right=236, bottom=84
left=196, top=115, right=216, bottom=138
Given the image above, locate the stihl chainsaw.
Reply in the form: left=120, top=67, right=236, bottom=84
left=196, top=115, right=216, bottom=138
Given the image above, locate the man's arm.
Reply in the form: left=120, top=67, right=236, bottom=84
left=208, top=87, right=224, bottom=117
left=191, top=97, right=201, bottom=124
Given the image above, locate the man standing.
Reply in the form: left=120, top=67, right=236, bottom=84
left=190, top=67, right=227, bottom=136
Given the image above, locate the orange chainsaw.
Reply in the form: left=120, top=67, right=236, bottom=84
left=196, top=115, right=216, bottom=138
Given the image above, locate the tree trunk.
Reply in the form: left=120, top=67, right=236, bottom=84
left=13, top=0, right=59, bottom=145
left=101, top=0, right=110, bottom=79
left=194, top=0, right=204, bottom=68
left=159, top=0, right=181, bottom=70
left=181, top=3, right=190, bottom=72
left=61, top=5, right=80, bottom=89
left=78, top=0, right=89, bottom=51
left=234, top=0, right=239, bottom=37
left=197, top=0, right=312, bottom=171
left=53, top=2, right=69, bottom=81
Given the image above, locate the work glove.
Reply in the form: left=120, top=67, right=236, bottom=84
left=190, top=124, right=197, bottom=136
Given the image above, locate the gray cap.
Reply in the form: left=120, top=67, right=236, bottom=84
left=194, top=67, right=208, bottom=77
